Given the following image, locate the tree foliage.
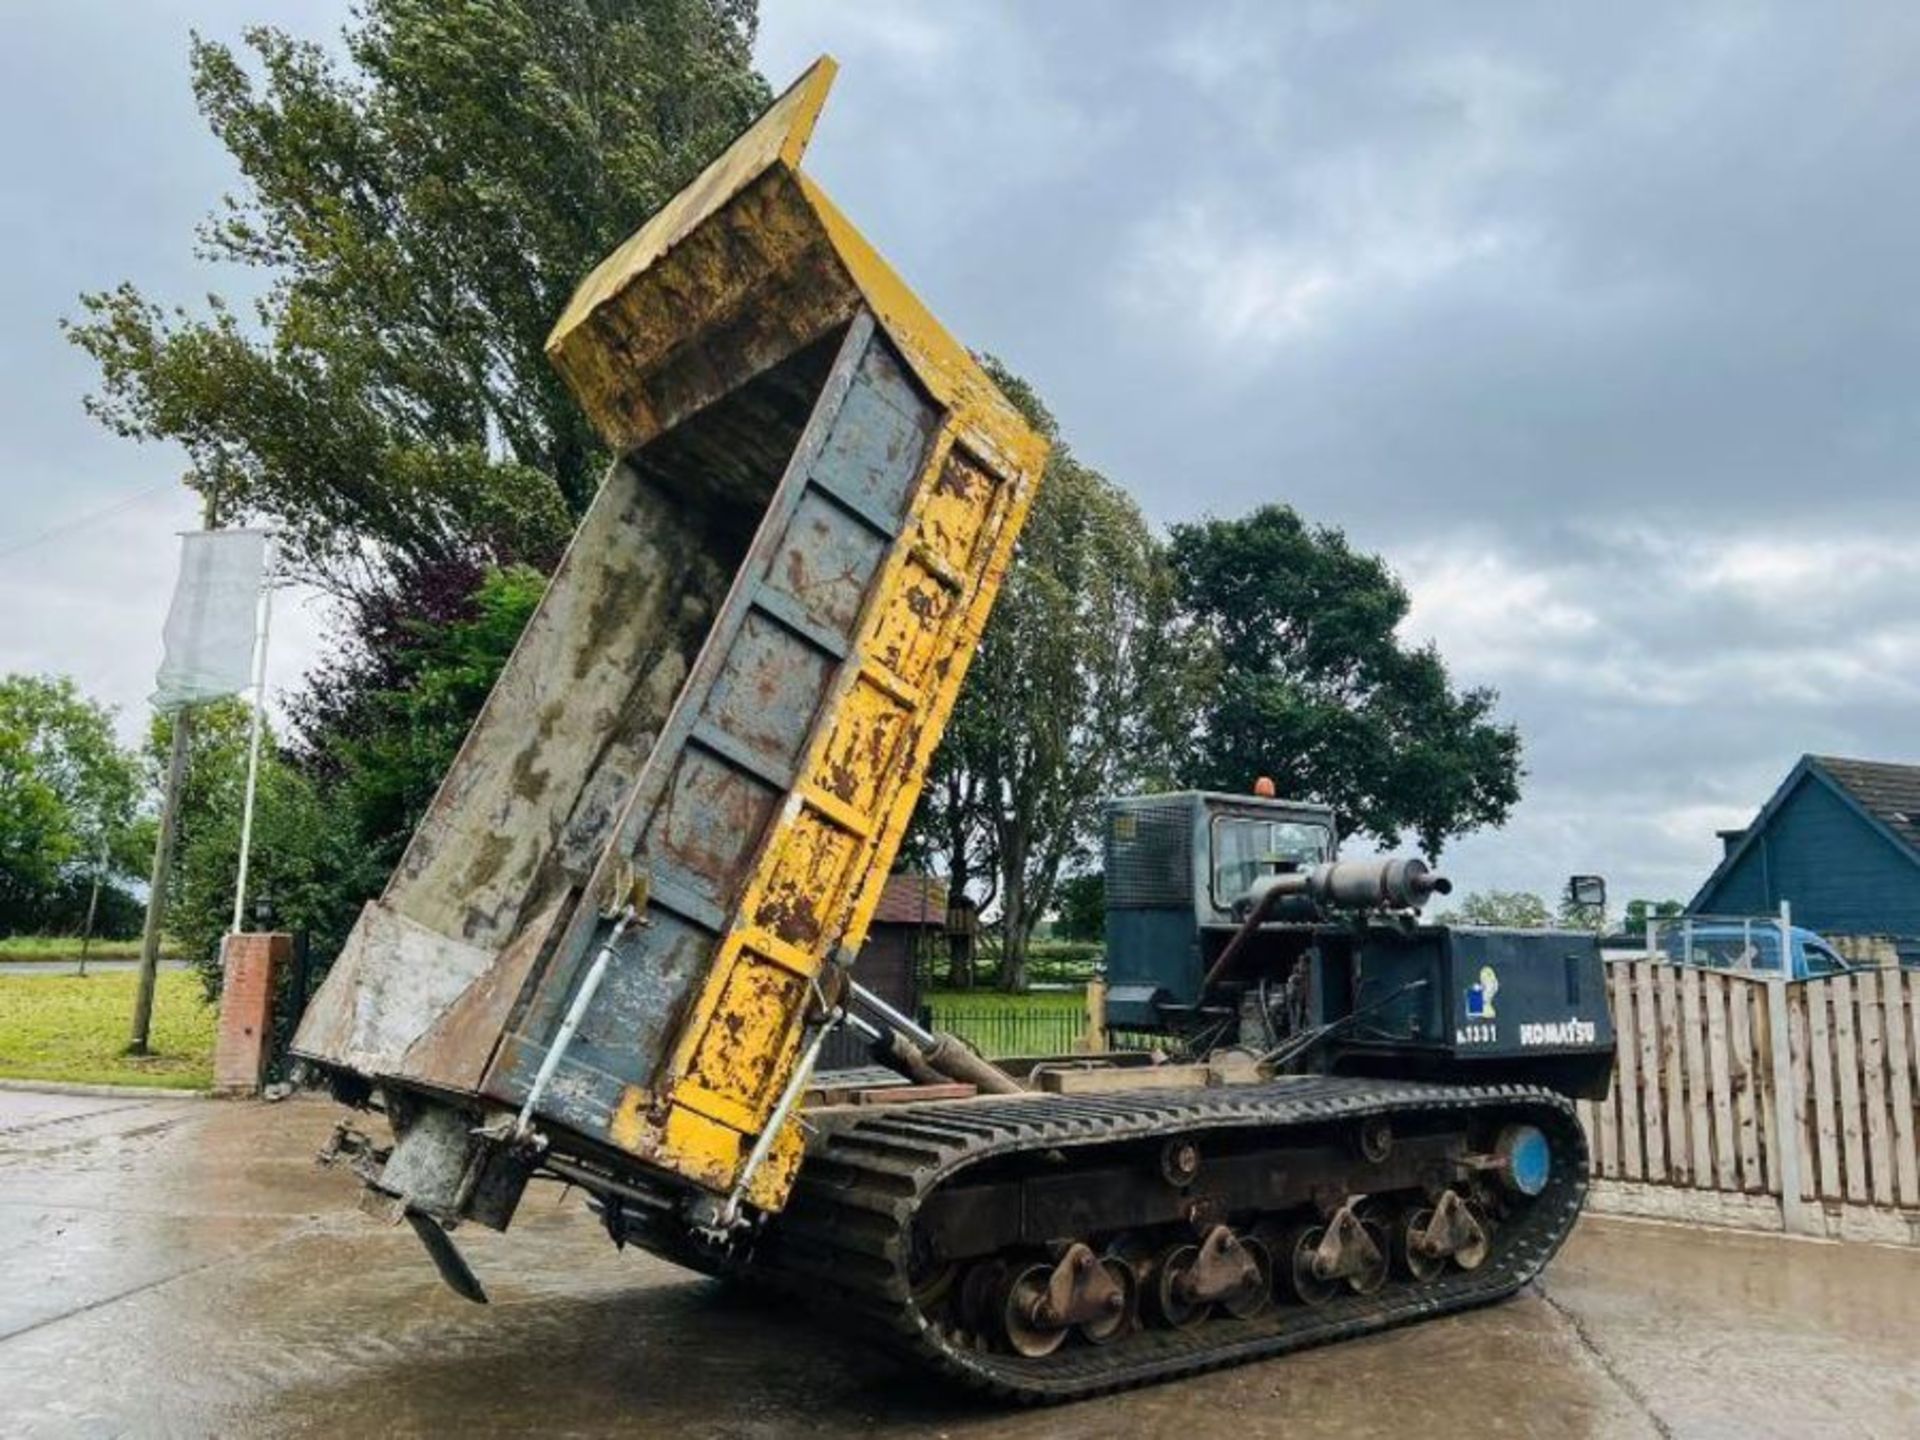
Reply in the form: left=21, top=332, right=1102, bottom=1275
left=1053, top=871, right=1105, bottom=944
left=1622, top=897, right=1685, bottom=935
left=1556, top=893, right=1608, bottom=934
left=0, top=676, right=143, bottom=935
left=1169, top=506, right=1521, bottom=858
left=64, top=2, right=771, bottom=978
left=150, top=701, right=337, bottom=990
left=1439, top=889, right=1553, bottom=929
left=66, top=0, right=769, bottom=598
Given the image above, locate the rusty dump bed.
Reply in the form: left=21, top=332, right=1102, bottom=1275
left=292, top=58, right=1048, bottom=1215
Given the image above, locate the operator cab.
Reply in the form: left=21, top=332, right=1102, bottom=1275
left=1103, top=789, right=1337, bottom=1027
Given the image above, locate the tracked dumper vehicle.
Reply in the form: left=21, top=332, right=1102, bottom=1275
left=292, top=58, right=1616, bottom=1401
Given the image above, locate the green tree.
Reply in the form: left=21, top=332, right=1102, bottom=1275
left=1622, top=897, right=1685, bottom=935
left=148, top=702, right=328, bottom=989
left=1440, top=889, right=1553, bottom=929
left=1169, top=506, right=1521, bottom=858
left=917, top=361, right=1188, bottom=992
left=0, top=676, right=142, bottom=933
left=1054, top=871, right=1105, bottom=944
left=67, top=0, right=770, bottom=600
left=1557, top=890, right=1608, bottom=934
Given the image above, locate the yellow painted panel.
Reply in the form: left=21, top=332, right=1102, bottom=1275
left=745, top=1119, right=808, bottom=1210
left=749, top=807, right=862, bottom=949
left=814, top=680, right=911, bottom=815
left=684, top=951, right=809, bottom=1114
left=661, top=1104, right=747, bottom=1192
left=917, top=447, right=1003, bottom=575
left=866, top=558, right=954, bottom=688
left=836, top=433, right=1038, bottom=960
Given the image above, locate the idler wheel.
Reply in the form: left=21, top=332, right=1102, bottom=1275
left=1159, top=1138, right=1201, bottom=1188
left=1356, top=1116, right=1393, bottom=1164
left=1148, top=1243, right=1210, bottom=1329
left=1001, top=1263, right=1069, bottom=1358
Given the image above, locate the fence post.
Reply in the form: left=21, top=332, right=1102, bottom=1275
left=1084, top=977, right=1108, bottom=1054
left=1772, top=900, right=1816, bottom=1234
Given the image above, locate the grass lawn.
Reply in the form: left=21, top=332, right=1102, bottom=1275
left=0, top=969, right=214, bottom=1089
left=0, top=935, right=174, bottom=963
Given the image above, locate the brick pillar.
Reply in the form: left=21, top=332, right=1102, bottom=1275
left=213, top=932, right=291, bottom=1097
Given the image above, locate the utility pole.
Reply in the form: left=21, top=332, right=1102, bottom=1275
left=77, top=841, right=105, bottom=978
left=129, top=488, right=214, bottom=1054
left=128, top=714, right=190, bottom=1053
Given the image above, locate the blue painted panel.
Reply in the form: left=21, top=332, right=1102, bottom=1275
left=764, top=488, right=888, bottom=639
left=702, top=611, right=832, bottom=776
left=1696, top=774, right=1920, bottom=936
left=640, top=747, right=781, bottom=915
left=805, top=339, right=930, bottom=527
left=1106, top=907, right=1203, bottom=1015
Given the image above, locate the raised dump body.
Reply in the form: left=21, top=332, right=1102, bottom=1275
left=293, top=58, right=1048, bottom=1221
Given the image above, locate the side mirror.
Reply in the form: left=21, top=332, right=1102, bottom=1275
left=1566, top=874, right=1607, bottom=910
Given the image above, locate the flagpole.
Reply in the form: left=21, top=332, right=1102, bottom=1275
left=230, top=582, right=274, bottom=933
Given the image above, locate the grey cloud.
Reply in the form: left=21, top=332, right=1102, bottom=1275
left=759, top=1, right=1920, bottom=907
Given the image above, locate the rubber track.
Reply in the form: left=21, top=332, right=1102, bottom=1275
left=745, top=1075, right=1589, bottom=1401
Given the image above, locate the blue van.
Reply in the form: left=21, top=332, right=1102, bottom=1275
left=1673, top=922, right=1858, bottom=980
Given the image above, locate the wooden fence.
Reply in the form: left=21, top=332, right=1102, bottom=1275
left=1577, top=950, right=1920, bottom=1238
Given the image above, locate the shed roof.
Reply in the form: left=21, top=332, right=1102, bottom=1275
left=1688, top=754, right=1920, bottom=910
left=872, top=873, right=948, bottom=928
left=1814, top=756, right=1920, bottom=854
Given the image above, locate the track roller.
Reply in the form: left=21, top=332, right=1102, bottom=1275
left=996, top=1244, right=1132, bottom=1356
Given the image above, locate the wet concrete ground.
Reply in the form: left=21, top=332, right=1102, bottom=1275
left=2, top=1092, right=1916, bottom=1439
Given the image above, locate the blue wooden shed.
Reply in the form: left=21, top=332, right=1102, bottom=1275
left=1688, top=756, right=1920, bottom=953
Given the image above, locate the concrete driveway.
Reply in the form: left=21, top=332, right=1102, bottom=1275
left=2, top=1090, right=1916, bottom=1438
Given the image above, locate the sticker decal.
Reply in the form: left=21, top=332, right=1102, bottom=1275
left=1456, top=966, right=1501, bottom=1046
left=1464, top=966, right=1499, bottom=1020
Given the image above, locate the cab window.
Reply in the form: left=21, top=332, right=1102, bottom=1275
left=1210, top=816, right=1331, bottom=908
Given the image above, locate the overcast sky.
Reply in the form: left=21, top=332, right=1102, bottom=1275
left=4, top=2, right=1917, bottom=910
